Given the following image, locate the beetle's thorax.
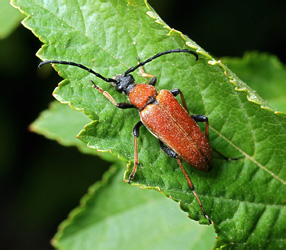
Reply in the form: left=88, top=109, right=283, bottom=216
left=128, top=84, right=157, bottom=110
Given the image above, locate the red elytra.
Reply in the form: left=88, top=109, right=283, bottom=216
left=39, top=49, right=235, bottom=224
left=138, top=88, right=213, bottom=171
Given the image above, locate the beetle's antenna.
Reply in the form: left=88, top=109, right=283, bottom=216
left=39, top=60, right=117, bottom=84
left=124, top=49, right=198, bottom=76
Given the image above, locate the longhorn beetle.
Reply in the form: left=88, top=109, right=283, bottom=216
left=39, top=48, right=235, bottom=224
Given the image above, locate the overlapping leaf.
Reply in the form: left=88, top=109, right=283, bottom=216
left=0, top=0, right=23, bottom=38
left=223, top=51, right=286, bottom=112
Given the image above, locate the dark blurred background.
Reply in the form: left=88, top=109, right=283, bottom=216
left=0, top=0, right=285, bottom=249
left=150, top=0, right=286, bottom=62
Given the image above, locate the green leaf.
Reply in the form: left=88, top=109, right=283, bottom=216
left=52, top=165, right=216, bottom=250
left=0, top=0, right=23, bottom=39
left=30, top=101, right=118, bottom=163
left=12, top=0, right=286, bottom=248
left=30, top=101, right=91, bottom=146
left=223, top=51, right=286, bottom=112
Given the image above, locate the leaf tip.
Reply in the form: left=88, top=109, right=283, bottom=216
left=50, top=238, right=56, bottom=248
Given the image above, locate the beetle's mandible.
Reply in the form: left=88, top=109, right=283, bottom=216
left=39, top=48, right=235, bottom=224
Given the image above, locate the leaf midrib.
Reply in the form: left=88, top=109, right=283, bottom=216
left=211, top=126, right=285, bottom=184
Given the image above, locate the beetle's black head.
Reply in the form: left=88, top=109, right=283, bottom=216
left=111, top=74, right=135, bottom=95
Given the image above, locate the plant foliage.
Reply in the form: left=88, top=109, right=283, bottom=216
left=12, top=0, right=286, bottom=248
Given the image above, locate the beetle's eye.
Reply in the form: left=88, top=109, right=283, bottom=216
left=128, top=75, right=134, bottom=83
left=115, top=83, right=123, bottom=92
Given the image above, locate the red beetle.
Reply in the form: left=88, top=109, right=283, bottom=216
left=40, top=49, right=233, bottom=224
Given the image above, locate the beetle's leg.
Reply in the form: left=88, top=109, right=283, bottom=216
left=191, top=114, right=209, bottom=140
left=191, top=115, right=238, bottom=160
left=128, top=121, right=143, bottom=183
left=158, top=140, right=178, bottom=158
left=91, top=80, right=134, bottom=109
left=147, top=76, right=157, bottom=86
left=176, top=158, right=211, bottom=225
left=212, top=147, right=238, bottom=161
left=170, top=89, right=189, bottom=113
left=137, top=57, right=157, bottom=86
left=159, top=140, right=211, bottom=224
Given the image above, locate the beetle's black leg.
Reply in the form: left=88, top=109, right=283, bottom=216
left=116, top=102, right=135, bottom=109
left=128, top=121, right=143, bottom=183
left=212, top=147, right=238, bottom=161
left=158, top=140, right=211, bottom=224
left=191, top=114, right=209, bottom=140
left=158, top=140, right=178, bottom=158
left=191, top=114, right=208, bottom=122
left=148, top=77, right=157, bottom=86
left=170, top=89, right=189, bottom=113
left=170, top=89, right=180, bottom=96
left=91, top=80, right=134, bottom=109
left=191, top=114, right=237, bottom=160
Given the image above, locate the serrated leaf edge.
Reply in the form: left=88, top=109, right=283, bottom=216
left=51, top=165, right=120, bottom=248
left=144, top=1, right=286, bottom=187
left=144, top=1, right=286, bottom=117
